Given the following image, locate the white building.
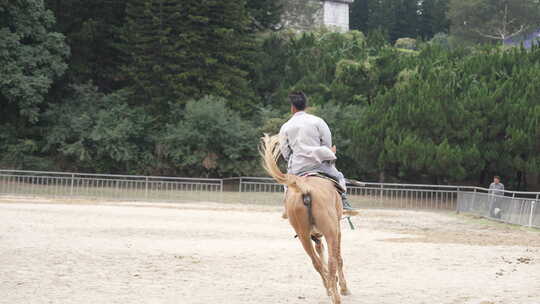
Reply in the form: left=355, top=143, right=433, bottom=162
left=281, top=0, right=354, bottom=32
left=322, top=0, right=353, bottom=31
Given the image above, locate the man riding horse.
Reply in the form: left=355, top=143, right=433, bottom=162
left=260, top=93, right=356, bottom=302
left=279, top=91, right=357, bottom=216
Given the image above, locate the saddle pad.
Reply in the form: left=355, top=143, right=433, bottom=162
left=299, top=172, right=345, bottom=194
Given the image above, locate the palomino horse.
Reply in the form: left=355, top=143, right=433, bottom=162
left=260, top=134, right=350, bottom=304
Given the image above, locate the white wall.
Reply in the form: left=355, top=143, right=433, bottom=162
left=323, top=1, right=350, bottom=32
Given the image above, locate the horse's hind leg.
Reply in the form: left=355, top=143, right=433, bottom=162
left=336, top=231, right=350, bottom=296
left=312, top=234, right=330, bottom=295
left=325, top=236, right=341, bottom=304
left=312, top=234, right=327, bottom=269
left=298, top=234, right=329, bottom=291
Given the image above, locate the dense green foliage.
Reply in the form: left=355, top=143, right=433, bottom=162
left=43, top=84, right=152, bottom=173
left=46, top=0, right=126, bottom=91
left=1, top=0, right=539, bottom=189
left=246, top=0, right=283, bottom=30
left=161, top=96, right=259, bottom=177
left=349, top=45, right=540, bottom=185
left=121, top=0, right=256, bottom=115
left=256, top=31, right=540, bottom=187
left=0, top=0, right=69, bottom=168
left=350, top=0, right=450, bottom=41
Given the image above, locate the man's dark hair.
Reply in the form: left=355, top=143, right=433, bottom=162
left=494, top=175, right=501, bottom=180
left=289, top=91, right=307, bottom=111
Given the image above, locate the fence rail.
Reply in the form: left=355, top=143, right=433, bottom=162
left=0, top=170, right=222, bottom=203
left=0, top=170, right=538, bottom=228
left=457, top=188, right=539, bottom=228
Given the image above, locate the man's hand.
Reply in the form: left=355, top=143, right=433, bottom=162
left=331, top=145, right=337, bottom=153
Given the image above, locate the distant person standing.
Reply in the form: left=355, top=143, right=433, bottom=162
left=489, top=176, right=505, bottom=219
left=489, top=176, right=505, bottom=196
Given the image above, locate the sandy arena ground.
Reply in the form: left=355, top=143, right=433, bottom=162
left=1, top=197, right=539, bottom=304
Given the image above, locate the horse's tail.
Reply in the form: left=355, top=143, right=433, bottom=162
left=259, top=134, right=311, bottom=195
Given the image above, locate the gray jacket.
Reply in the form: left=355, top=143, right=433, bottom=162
left=489, top=182, right=505, bottom=196
left=279, top=111, right=336, bottom=175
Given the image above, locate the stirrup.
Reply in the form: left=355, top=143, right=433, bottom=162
left=343, top=216, right=355, bottom=230
left=342, top=194, right=359, bottom=216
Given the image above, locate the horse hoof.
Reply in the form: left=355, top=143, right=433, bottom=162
left=341, top=289, right=351, bottom=296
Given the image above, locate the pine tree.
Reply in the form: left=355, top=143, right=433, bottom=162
left=45, top=0, right=127, bottom=92
left=121, top=0, right=255, bottom=115
left=393, top=0, right=420, bottom=40
left=418, top=0, right=450, bottom=39
left=349, top=0, right=369, bottom=32
left=246, top=0, right=283, bottom=30
left=350, top=0, right=450, bottom=42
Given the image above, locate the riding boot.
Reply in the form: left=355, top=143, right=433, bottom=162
left=342, top=192, right=358, bottom=216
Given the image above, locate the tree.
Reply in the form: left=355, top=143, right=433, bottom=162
left=418, top=0, right=450, bottom=39
left=254, top=30, right=377, bottom=107
left=0, top=0, right=69, bottom=124
left=364, top=0, right=400, bottom=41
left=350, top=0, right=449, bottom=42
left=246, top=0, right=283, bottom=30
left=45, top=0, right=128, bottom=92
left=347, top=44, right=540, bottom=187
left=0, top=0, right=69, bottom=169
left=161, top=96, right=259, bottom=177
left=393, top=0, right=420, bottom=39
left=43, top=84, right=153, bottom=173
left=121, top=0, right=255, bottom=115
left=449, top=0, right=540, bottom=43
left=349, top=0, right=369, bottom=32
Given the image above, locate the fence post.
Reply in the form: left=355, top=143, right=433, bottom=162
left=70, top=173, right=75, bottom=196
left=379, top=184, right=383, bottom=206
left=511, top=192, right=516, bottom=223
left=472, top=187, right=477, bottom=211
left=456, top=187, right=460, bottom=213
left=529, top=200, right=536, bottom=228
left=145, top=177, right=149, bottom=199
left=219, top=179, right=224, bottom=203
left=239, top=177, right=243, bottom=193
left=530, top=194, right=539, bottom=228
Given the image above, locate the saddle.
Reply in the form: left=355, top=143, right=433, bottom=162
left=294, top=172, right=356, bottom=232
left=298, top=172, right=346, bottom=194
